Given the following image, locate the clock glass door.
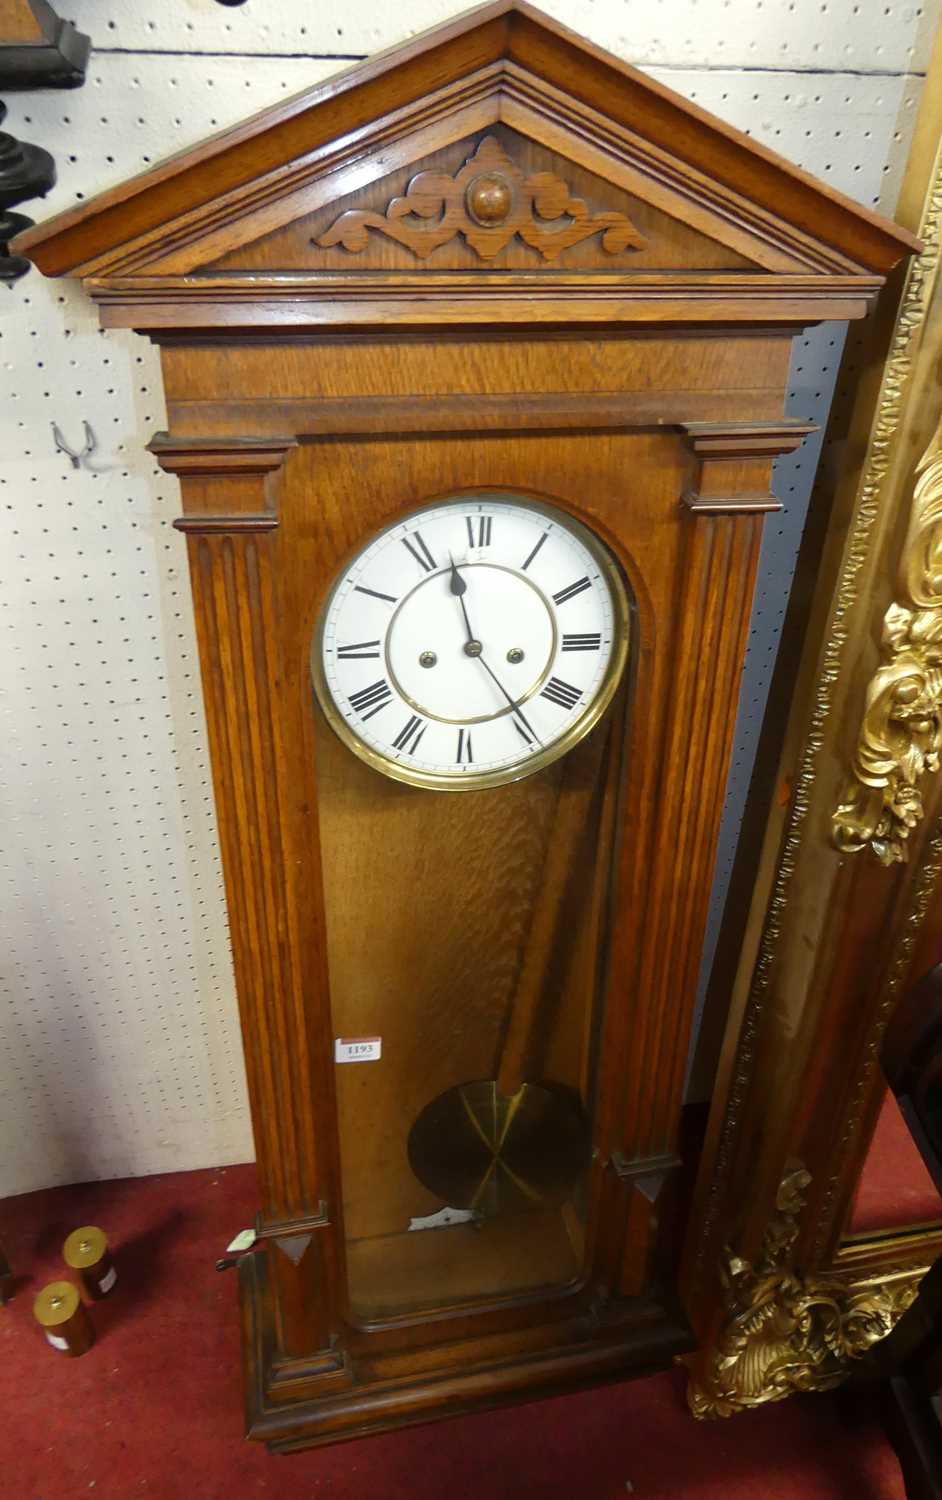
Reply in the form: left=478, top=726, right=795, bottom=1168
left=310, top=492, right=632, bottom=1321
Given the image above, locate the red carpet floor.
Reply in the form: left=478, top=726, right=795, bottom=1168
left=850, top=1090, right=942, bottom=1234
left=2, top=1164, right=906, bottom=1500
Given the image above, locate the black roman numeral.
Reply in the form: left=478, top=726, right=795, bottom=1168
left=541, top=676, right=582, bottom=710
left=466, top=515, right=492, bottom=548
left=392, top=714, right=427, bottom=755
left=337, top=639, right=382, bottom=660
left=354, top=584, right=397, bottom=604
left=402, top=532, right=436, bottom=573
left=553, top=576, right=592, bottom=606
left=521, top=531, right=548, bottom=571
left=456, top=728, right=473, bottom=764
left=348, top=678, right=393, bottom=720
left=561, top=633, right=601, bottom=652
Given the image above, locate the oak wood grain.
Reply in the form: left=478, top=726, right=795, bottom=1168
left=212, top=127, right=753, bottom=276
left=153, top=336, right=819, bottom=1443
left=86, top=275, right=885, bottom=332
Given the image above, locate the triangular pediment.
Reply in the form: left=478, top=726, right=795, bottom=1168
left=14, top=0, right=918, bottom=315
left=205, top=128, right=757, bottom=277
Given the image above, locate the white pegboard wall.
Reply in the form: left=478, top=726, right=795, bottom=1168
left=1, top=280, right=254, bottom=1191
left=1, top=1, right=936, bottom=1194
left=58, top=0, right=939, bottom=74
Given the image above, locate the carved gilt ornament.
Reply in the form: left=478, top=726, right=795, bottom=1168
left=315, top=136, right=646, bottom=263
left=686, top=1164, right=921, bottom=1418
left=833, top=410, right=942, bottom=863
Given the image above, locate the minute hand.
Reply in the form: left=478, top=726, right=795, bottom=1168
left=476, top=655, right=543, bottom=748
left=448, top=555, right=542, bottom=746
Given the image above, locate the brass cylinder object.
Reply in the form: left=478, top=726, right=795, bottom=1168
left=33, top=1280, right=94, bottom=1356
left=63, top=1225, right=117, bottom=1299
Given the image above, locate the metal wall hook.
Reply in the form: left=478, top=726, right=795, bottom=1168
left=52, top=419, right=96, bottom=470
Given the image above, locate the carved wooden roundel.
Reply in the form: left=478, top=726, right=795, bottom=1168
left=465, top=172, right=513, bottom=226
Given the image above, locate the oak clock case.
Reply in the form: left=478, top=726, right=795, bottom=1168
left=14, top=0, right=918, bottom=1453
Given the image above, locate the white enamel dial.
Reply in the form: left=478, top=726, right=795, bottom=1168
left=312, top=495, right=630, bottom=790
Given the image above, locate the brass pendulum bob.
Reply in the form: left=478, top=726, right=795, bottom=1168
left=407, top=1077, right=586, bottom=1215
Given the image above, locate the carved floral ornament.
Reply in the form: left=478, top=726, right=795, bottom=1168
left=315, top=136, right=647, bottom=264
left=833, top=411, right=942, bottom=863
left=686, top=1164, right=921, bottom=1418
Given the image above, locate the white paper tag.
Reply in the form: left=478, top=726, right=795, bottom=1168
left=98, top=1266, right=117, bottom=1294
left=225, top=1228, right=256, bottom=1255
left=408, top=1207, right=478, bottom=1232
left=46, top=1332, right=69, bottom=1351
left=335, top=1036, right=382, bottom=1063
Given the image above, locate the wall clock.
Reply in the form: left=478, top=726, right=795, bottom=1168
left=312, top=494, right=630, bottom=790
left=15, top=0, right=918, bottom=1452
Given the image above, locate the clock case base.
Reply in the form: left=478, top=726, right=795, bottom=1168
left=238, top=1250, right=692, bottom=1450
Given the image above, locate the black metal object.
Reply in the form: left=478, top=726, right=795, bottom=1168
left=0, top=3, right=90, bottom=285
left=52, top=418, right=97, bottom=468
left=0, top=0, right=89, bottom=91
left=0, top=101, right=54, bottom=286
left=0, top=206, right=33, bottom=284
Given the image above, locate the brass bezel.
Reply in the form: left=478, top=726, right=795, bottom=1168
left=310, top=494, right=632, bottom=793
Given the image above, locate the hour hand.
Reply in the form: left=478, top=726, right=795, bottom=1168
left=448, top=554, right=478, bottom=646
